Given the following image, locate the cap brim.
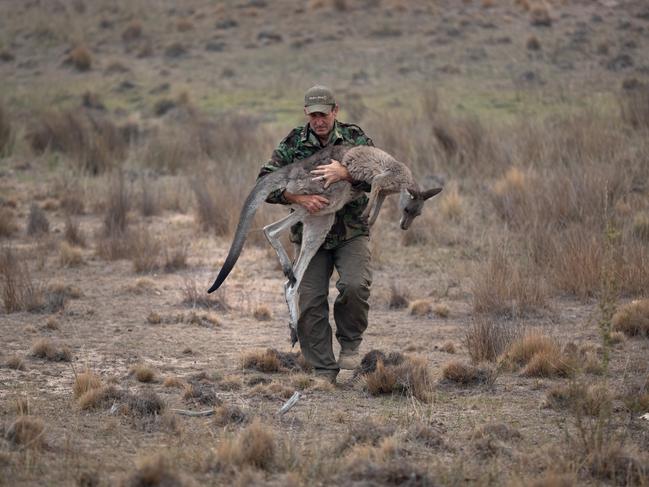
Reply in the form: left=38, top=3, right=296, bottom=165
left=305, top=104, right=333, bottom=114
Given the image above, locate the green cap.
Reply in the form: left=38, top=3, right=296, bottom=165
left=304, top=85, right=335, bottom=114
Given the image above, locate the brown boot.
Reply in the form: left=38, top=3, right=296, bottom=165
left=314, top=369, right=338, bottom=385
left=337, top=349, right=361, bottom=370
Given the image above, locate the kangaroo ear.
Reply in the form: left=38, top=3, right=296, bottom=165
left=422, top=187, right=443, bottom=200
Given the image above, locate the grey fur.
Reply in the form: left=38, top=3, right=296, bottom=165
left=207, top=144, right=442, bottom=344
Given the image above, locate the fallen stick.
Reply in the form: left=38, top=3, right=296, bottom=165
left=171, top=409, right=215, bottom=417
left=278, top=391, right=301, bottom=415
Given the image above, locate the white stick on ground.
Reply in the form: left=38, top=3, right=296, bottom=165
left=171, top=409, right=215, bottom=417
left=278, top=391, right=301, bottom=415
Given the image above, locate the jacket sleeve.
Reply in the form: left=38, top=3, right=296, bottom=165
left=257, top=130, right=298, bottom=205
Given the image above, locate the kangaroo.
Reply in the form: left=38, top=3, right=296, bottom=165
left=207, top=144, right=442, bottom=344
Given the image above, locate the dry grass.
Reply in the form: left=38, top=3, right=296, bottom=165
left=441, top=361, right=496, bottom=386
left=501, top=333, right=576, bottom=378
left=5, top=416, right=45, bottom=449
left=182, top=278, right=228, bottom=310
left=472, top=245, right=548, bottom=317
left=433, top=303, right=450, bottom=318
left=26, top=204, right=49, bottom=236
left=131, top=227, right=162, bottom=273
left=121, top=453, right=183, bottom=487
left=163, top=242, right=188, bottom=272
left=0, top=208, right=18, bottom=237
left=620, top=84, right=649, bottom=130
left=612, top=299, right=649, bottom=337
left=211, top=418, right=276, bottom=471
left=77, top=385, right=122, bottom=410
left=146, top=311, right=162, bottom=324
left=409, top=299, right=431, bottom=317
left=96, top=174, right=132, bottom=260
left=632, top=212, right=649, bottom=242
left=130, top=364, right=156, bottom=383
left=388, top=282, right=409, bottom=309
left=63, top=216, right=86, bottom=247
left=31, top=338, right=72, bottom=362
left=545, top=382, right=612, bottom=417
left=5, top=355, right=26, bottom=370
left=241, top=348, right=307, bottom=373
left=465, top=317, right=521, bottom=363
left=59, top=241, right=84, bottom=267
left=439, top=181, right=464, bottom=221
left=73, top=370, right=102, bottom=398
left=361, top=352, right=432, bottom=402
left=253, top=305, right=272, bottom=321
left=0, top=101, right=12, bottom=156
left=1, top=248, right=48, bottom=313
left=27, top=109, right=125, bottom=174
left=162, top=376, right=184, bottom=388
left=65, top=45, right=92, bottom=71
left=212, top=404, right=248, bottom=427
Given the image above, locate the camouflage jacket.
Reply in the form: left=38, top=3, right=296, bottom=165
left=258, top=121, right=374, bottom=249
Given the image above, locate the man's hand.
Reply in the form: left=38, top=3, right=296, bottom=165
left=310, top=159, right=351, bottom=188
left=284, top=191, right=329, bottom=214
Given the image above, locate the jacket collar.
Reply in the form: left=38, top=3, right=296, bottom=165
left=301, top=120, right=343, bottom=147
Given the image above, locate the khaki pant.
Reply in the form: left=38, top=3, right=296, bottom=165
left=297, top=236, right=372, bottom=375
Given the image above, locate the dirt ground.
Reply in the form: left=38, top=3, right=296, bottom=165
left=1, top=0, right=649, bottom=486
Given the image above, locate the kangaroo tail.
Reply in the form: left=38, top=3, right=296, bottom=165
left=207, top=170, right=287, bottom=294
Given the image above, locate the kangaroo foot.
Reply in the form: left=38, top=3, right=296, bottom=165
left=283, top=266, right=296, bottom=285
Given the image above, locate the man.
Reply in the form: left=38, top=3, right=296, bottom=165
left=258, top=85, right=373, bottom=384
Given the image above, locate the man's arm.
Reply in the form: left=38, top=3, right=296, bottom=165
left=257, top=130, right=299, bottom=205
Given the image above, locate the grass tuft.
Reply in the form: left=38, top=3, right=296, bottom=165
left=31, top=338, right=72, bottom=362
left=612, top=299, right=649, bottom=337
left=5, top=416, right=45, bottom=449
left=441, top=361, right=496, bottom=386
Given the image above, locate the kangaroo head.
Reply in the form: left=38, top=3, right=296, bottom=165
left=398, top=187, right=443, bottom=230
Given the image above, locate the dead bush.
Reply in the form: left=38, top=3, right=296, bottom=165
left=549, top=228, right=603, bottom=299
left=191, top=177, right=232, bottom=236
left=139, top=178, right=160, bottom=217
left=26, top=204, right=49, bottom=236
left=130, top=364, right=156, bottom=383
left=31, top=338, right=72, bottom=362
left=121, top=453, right=185, bottom=487
left=27, top=110, right=126, bottom=174
left=631, top=212, right=649, bottom=242
left=162, top=376, right=184, bottom=388
left=78, top=385, right=123, bottom=410
left=360, top=351, right=432, bottom=401
left=337, top=418, right=397, bottom=453
left=612, top=299, right=649, bottom=337
left=163, top=242, right=188, bottom=272
left=63, top=216, right=86, bottom=247
left=126, top=390, right=165, bottom=416
left=388, top=282, right=409, bottom=309
left=620, top=84, right=649, bottom=130
left=131, top=227, right=162, bottom=273
left=64, top=45, right=92, bottom=71
left=73, top=370, right=102, bottom=398
left=253, top=305, right=271, bottom=321
left=5, top=416, right=45, bottom=449
left=441, top=361, right=496, bottom=386
left=96, top=174, right=132, bottom=260
left=182, top=278, right=228, bottom=310
left=409, top=299, right=431, bottom=317
left=501, top=333, right=576, bottom=378
left=545, top=382, right=612, bottom=417
left=214, top=418, right=276, bottom=471
left=6, top=355, right=26, bottom=370
left=1, top=249, right=48, bottom=313
left=241, top=348, right=307, bottom=373
left=122, top=20, right=143, bottom=42
left=465, top=317, right=521, bottom=363
left=59, top=241, right=84, bottom=267
left=472, top=245, right=548, bottom=317
left=212, top=404, right=248, bottom=427
left=0, top=208, right=18, bottom=237
left=0, top=101, right=13, bottom=156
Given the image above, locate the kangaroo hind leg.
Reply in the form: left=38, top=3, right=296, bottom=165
left=263, top=210, right=305, bottom=284
left=285, top=213, right=335, bottom=344
left=361, top=172, right=389, bottom=221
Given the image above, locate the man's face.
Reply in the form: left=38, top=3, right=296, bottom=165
left=305, top=105, right=338, bottom=139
